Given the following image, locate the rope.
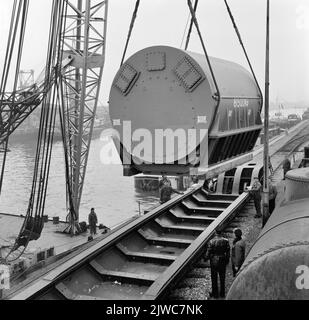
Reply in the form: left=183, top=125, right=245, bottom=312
left=6, top=0, right=67, bottom=262
left=180, top=12, right=191, bottom=49
left=186, top=0, right=220, bottom=99
left=184, top=0, right=199, bottom=50
left=120, top=0, right=141, bottom=66
left=223, top=0, right=263, bottom=99
left=0, top=0, right=28, bottom=195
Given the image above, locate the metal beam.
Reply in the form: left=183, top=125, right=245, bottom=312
left=263, top=0, right=270, bottom=226
left=59, top=0, right=108, bottom=234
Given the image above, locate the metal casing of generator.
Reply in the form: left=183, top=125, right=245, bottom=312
left=227, top=168, right=309, bottom=300
left=109, top=46, right=262, bottom=176
left=285, top=168, right=309, bottom=202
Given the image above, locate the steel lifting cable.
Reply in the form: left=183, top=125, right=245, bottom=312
left=184, top=0, right=199, bottom=50
left=6, top=0, right=67, bottom=261
left=0, top=0, right=28, bottom=195
left=120, top=0, right=140, bottom=67
left=223, top=0, right=263, bottom=98
left=186, top=0, right=221, bottom=99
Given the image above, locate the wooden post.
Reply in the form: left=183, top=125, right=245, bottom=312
left=263, top=0, right=270, bottom=227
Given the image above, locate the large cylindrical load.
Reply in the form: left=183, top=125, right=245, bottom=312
left=285, top=168, right=309, bottom=201
left=227, top=168, right=309, bottom=300
left=109, top=46, right=262, bottom=176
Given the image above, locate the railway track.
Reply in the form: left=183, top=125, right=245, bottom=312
left=167, top=199, right=257, bottom=300
left=6, top=122, right=309, bottom=301
left=271, top=125, right=309, bottom=183
left=7, top=187, right=249, bottom=300
left=167, top=126, right=309, bottom=300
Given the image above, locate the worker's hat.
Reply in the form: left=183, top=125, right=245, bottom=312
left=233, top=228, right=242, bottom=237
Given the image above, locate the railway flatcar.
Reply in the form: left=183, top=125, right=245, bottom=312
left=227, top=167, right=309, bottom=300
left=108, top=46, right=263, bottom=176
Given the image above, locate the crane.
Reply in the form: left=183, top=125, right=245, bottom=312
left=0, top=0, right=108, bottom=257
left=58, top=0, right=108, bottom=235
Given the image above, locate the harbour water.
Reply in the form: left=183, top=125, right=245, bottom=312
left=0, top=133, right=159, bottom=229
left=0, top=107, right=306, bottom=229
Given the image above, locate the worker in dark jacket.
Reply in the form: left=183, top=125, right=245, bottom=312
left=246, top=177, right=262, bottom=218
left=269, top=179, right=278, bottom=215
left=88, top=208, right=98, bottom=237
left=231, top=228, right=246, bottom=277
left=205, top=230, right=230, bottom=299
left=282, top=157, right=291, bottom=180
left=160, top=184, right=183, bottom=204
left=159, top=175, right=171, bottom=189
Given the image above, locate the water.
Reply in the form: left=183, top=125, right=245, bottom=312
left=0, top=136, right=159, bottom=229
left=1, top=107, right=306, bottom=229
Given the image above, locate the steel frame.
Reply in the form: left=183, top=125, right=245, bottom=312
left=59, top=0, right=108, bottom=233
left=18, top=70, right=34, bottom=90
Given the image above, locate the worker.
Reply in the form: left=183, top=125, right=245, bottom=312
left=205, top=229, right=230, bottom=299
left=204, top=178, right=216, bottom=192
left=231, top=228, right=246, bottom=277
left=246, top=177, right=262, bottom=218
left=159, top=175, right=171, bottom=189
left=282, top=157, right=291, bottom=180
left=189, top=175, right=199, bottom=189
left=269, top=179, right=278, bottom=215
left=160, top=183, right=183, bottom=204
left=88, top=208, right=98, bottom=239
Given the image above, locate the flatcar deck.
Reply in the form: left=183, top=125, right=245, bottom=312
left=6, top=187, right=248, bottom=300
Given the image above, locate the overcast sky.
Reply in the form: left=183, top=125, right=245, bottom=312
left=1, top=0, right=308, bottom=105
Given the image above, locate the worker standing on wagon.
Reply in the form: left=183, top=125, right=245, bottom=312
left=231, top=228, right=246, bottom=277
left=205, top=229, right=230, bottom=299
left=159, top=175, right=171, bottom=189
left=282, top=157, right=291, bottom=180
left=88, top=208, right=98, bottom=238
left=160, top=184, right=183, bottom=204
left=246, top=177, right=262, bottom=218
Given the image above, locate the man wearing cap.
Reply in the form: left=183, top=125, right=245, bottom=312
left=231, top=228, right=246, bottom=277
left=88, top=208, right=98, bottom=239
left=205, top=229, right=230, bottom=299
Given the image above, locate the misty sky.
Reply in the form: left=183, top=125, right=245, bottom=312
left=0, top=0, right=308, bottom=105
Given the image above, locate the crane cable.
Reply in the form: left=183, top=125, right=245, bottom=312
left=120, top=0, right=140, bottom=67
left=184, top=0, right=199, bottom=50
left=0, top=0, right=29, bottom=195
left=186, top=0, right=221, bottom=100
left=223, top=0, right=263, bottom=100
left=6, top=0, right=67, bottom=261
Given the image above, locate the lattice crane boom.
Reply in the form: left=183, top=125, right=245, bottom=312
left=59, top=0, right=108, bottom=234
left=0, top=56, right=72, bottom=147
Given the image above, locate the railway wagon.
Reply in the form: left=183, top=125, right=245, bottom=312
left=227, top=168, right=309, bottom=300
left=109, top=46, right=263, bottom=176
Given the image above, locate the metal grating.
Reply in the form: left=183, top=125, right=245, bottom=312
left=173, top=57, right=204, bottom=91
left=114, top=64, right=139, bottom=95
left=146, top=52, right=166, bottom=71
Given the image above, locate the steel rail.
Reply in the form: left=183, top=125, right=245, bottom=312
left=8, top=187, right=200, bottom=300
left=143, top=192, right=249, bottom=300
